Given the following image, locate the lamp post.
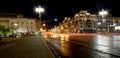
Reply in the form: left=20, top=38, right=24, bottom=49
left=98, top=9, right=108, bottom=33
left=99, top=9, right=108, bottom=18
left=35, top=5, right=45, bottom=32
left=35, top=5, right=45, bottom=19
left=35, top=5, right=45, bottom=25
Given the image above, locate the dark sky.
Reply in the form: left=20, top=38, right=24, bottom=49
left=0, top=0, right=120, bottom=24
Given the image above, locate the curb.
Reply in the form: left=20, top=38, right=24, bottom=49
left=42, top=38, right=61, bottom=58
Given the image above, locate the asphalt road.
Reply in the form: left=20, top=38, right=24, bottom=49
left=0, top=36, right=55, bottom=58
left=46, top=35, right=120, bottom=58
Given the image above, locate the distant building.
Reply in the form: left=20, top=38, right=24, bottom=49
left=59, top=10, right=120, bottom=33
left=9, top=18, right=40, bottom=33
left=0, top=18, right=10, bottom=28
left=0, top=13, right=40, bottom=33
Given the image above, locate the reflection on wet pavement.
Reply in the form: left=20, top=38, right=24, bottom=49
left=45, top=35, right=120, bottom=58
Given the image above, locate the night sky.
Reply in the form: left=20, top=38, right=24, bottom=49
left=0, top=0, right=120, bottom=25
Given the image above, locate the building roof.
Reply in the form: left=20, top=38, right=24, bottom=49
left=0, top=13, right=23, bottom=18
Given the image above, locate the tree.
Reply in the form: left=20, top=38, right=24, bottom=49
left=0, top=25, right=12, bottom=37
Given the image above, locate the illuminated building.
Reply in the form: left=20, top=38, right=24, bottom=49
left=59, top=10, right=120, bottom=33
left=0, top=13, right=40, bottom=33
left=0, top=13, right=23, bottom=28
left=9, top=18, right=39, bottom=33
left=0, top=18, right=10, bottom=28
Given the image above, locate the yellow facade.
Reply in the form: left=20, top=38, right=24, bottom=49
left=0, top=18, right=11, bottom=28
left=0, top=17, right=40, bottom=33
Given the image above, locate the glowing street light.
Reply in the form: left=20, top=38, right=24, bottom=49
left=98, top=9, right=108, bottom=23
left=35, top=5, right=45, bottom=18
left=99, top=9, right=108, bottom=18
left=35, top=5, right=45, bottom=32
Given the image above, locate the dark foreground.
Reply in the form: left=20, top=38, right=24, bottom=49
left=0, top=37, right=55, bottom=58
left=0, top=35, right=120, bottom=58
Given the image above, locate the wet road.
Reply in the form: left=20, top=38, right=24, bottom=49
left=45, top=34, right=120, bottom=58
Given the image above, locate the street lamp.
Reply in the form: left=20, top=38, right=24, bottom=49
left=98, top=9, right=109, bottom=23
left=35, top=5, right=45, bottom=32
left=98, top=9, right=109, bottom=33
left=35, top=5, right=45, bottom=18
left=99, top=9, right=108, bottom=18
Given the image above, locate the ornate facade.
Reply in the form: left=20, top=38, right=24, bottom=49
left=59, top=11, right=120, bottom=33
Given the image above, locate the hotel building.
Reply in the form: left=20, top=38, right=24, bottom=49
left=59, top=11, right=120, bottom=33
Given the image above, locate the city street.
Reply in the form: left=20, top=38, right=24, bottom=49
left=46, top=34, right=120, bottom=58
left=0, top=36, right=55, bottom=58
left=1, top=0, right=120, bottom=58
